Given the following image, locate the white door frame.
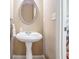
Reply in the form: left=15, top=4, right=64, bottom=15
left=56, top=0, right=68, bottom=59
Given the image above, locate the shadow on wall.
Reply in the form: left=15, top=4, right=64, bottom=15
left=13, top=37, right=43, bottom=55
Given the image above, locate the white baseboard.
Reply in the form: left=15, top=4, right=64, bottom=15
left=13, top=55, right=45, bottom=59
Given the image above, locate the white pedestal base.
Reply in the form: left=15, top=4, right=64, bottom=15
left=25, top=42, right=32, bottom=59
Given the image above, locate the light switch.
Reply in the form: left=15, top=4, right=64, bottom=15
left=50, top=12, right=56, bottom=21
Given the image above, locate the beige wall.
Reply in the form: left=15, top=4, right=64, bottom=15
left=12, top=0, right=43, bottom=55
left=43, top=0, right=56, bottom=59
left=13, top=0, right=43, bottom=33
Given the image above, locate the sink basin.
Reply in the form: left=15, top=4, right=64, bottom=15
left=16, top=32, right=42, bottom=42
left=16, top=32, right=42, bottom=59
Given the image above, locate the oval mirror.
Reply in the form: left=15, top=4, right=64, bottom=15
left=19, top=0, right=39, bottom=24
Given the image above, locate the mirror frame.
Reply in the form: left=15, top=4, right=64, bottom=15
left=18, top=0, right=39, bottom=25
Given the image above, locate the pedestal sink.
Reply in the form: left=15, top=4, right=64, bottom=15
left=16, top=32, right=42, bottom=59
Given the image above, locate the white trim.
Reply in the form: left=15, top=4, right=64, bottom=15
left=56, top=0, right=67, bottom=59
left=62, top=0, right=67, bottom=59
left=12, top=55, right=45, bottom=59
left=56, top=0, right=62, bottom=59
